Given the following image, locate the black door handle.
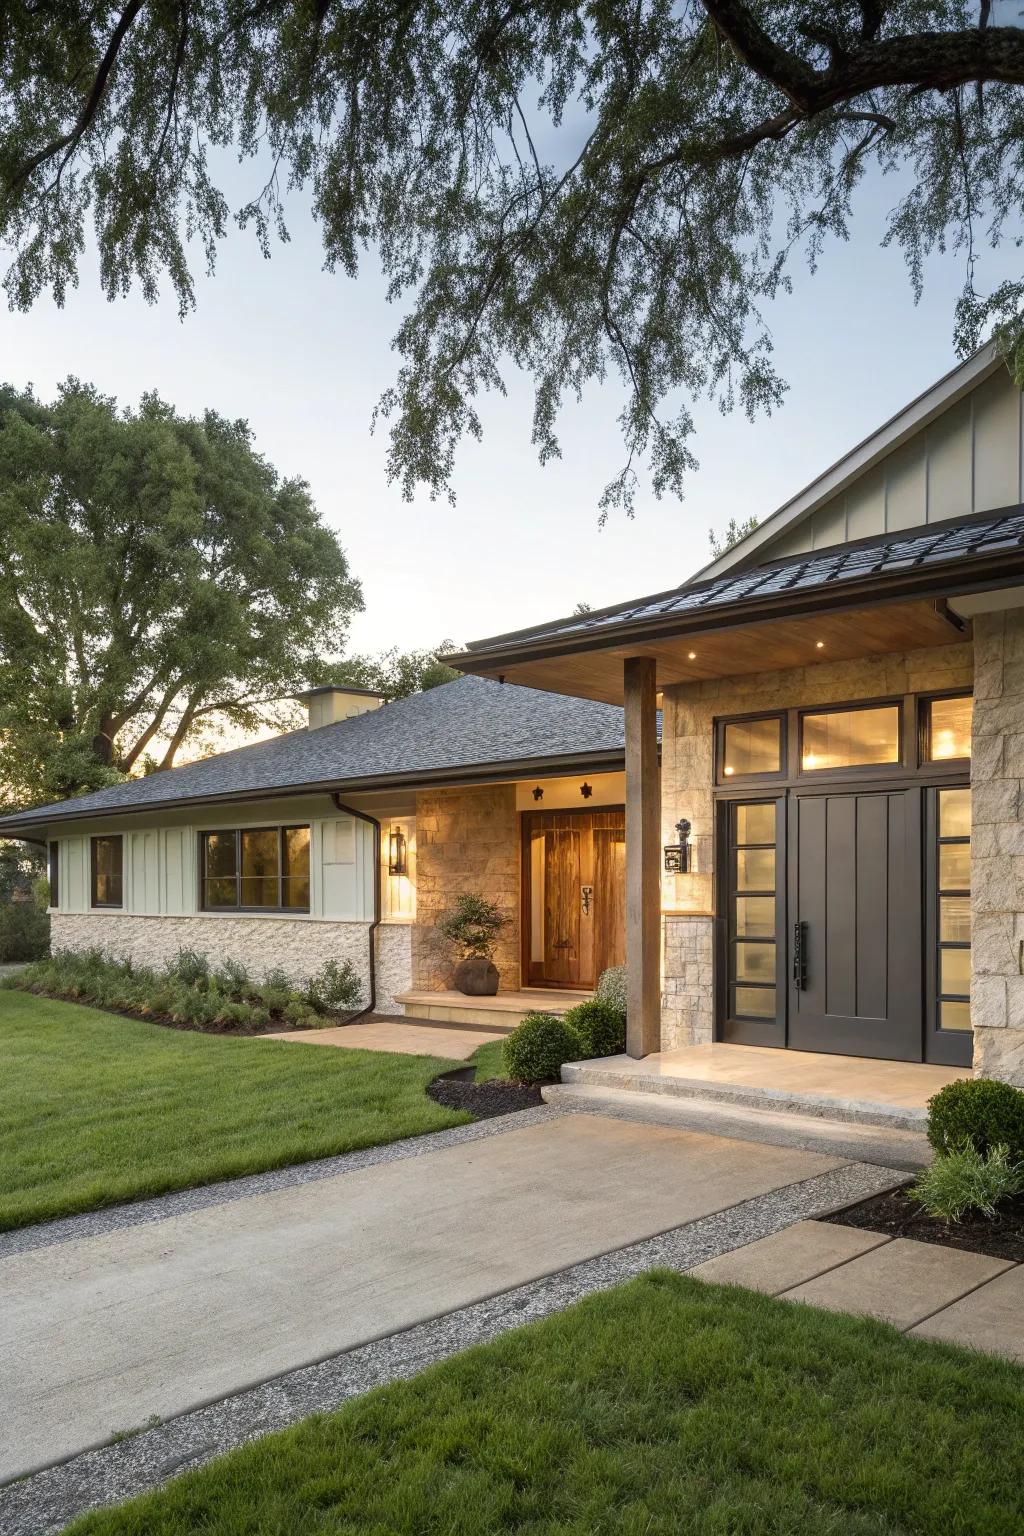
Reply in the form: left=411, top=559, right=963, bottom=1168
left=793, top=921, right=807, bottom=990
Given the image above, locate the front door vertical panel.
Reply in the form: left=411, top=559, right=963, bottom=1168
left=788, top=787, right=922, bottom=1061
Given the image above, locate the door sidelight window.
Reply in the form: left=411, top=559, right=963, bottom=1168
left=935, top=787, right=971, bottom=1032
left=728, top=800, right=778, bottom=1023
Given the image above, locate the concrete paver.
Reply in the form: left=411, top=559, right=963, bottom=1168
left=1, top=1113, right=841, bottom=1483
left=263, top=1019, right=500, bottom=1058
left=780, top=1236, right=1013, bottom=1329
left=909, top=1264, right=1024, bottom=1362
left=688, top=1218, right=891, bottom=1294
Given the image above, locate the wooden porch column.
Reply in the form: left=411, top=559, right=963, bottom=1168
left=624, top=656, right=660, bottom=1058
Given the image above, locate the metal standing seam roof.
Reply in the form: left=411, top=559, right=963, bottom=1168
left=462, top=508, right=1024, bottom=655
left=0, top=675, right=646, bottom=834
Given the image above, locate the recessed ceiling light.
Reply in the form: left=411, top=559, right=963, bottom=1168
left=688, top=651, right=697, bottom=660
left=815, top=641, right=825, bottom=649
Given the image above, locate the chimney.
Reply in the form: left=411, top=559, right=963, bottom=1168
left=298, top=685, right=386, bottom=730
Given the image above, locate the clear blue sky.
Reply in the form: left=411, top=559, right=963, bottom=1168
left=0, top=162, right=1015, bottom=658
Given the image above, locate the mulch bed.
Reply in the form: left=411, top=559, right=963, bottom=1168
left=826, top=1187, right=1024, bottom=1263
left=427, top=1067, right=544, bottom=1119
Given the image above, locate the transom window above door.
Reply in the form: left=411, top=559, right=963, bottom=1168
left=800, top=704, right=900, bottom=772
left=720, top=716, right=783, bottom=779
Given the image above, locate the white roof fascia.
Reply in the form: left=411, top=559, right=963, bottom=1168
left=694, top=344, right=1003, bottom=580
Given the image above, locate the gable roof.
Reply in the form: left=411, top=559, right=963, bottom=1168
left=694, top=344, right=1003, bottom=579
left=0, top=676, right=637, bottom=835
left=454, top=505, right=1024, bottom=668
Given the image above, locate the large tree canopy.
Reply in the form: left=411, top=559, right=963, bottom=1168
left=0, top=382, right=362, bottom=806
left=2, top=3, right=1023, bottom=512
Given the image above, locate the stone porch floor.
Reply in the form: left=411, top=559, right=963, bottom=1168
left=561, top=1041, right=972, bottom=1128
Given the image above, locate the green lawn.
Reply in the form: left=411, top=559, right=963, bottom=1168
left=470, top=1035, right=507, bottom=1082
left=67, top=1270, right=1024, bottom=1535
left=0, top=990, right=469, bottom=1231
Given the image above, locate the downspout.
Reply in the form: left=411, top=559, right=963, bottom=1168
left=333, top=794, right=380, bottom=1023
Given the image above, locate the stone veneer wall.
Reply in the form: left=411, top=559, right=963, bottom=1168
left=413, top=784, right=521, bottom=990
left=49, top=912, right=413, bottom=1010
left=970, top=611, right=1024, bottom=1084
left=659, top=639, right=975, bottom=1052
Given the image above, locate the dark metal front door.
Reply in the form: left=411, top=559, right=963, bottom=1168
left=788, top=787, right=923, bottom=1061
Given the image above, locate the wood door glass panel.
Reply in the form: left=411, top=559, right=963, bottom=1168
left=789, top=789, right=922, bottom=1061
left=727, top=801, right=777, bottom=1027
left=936, top=787, right=971, bottom=1033
left=801, top=705, right=900, bottom=771
left=523, top=810, right=624, bottom=987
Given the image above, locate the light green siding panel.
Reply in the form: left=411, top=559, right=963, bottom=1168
left=63, top=837, right=89, bottom=913
left=811, top=500, right=846, bottom=548
left=885, top=438, right=927, bottom=530
left=766, top=524, right=813, bottom=558
left=319, top=814, right=374, bottom=920
left=973, top=370, right=1020, bottom=512
left=129, top=831, right=160, bottom=915
left=161, top=826, right=194, bottom=915
left=925, top=396, right=972, bottom=523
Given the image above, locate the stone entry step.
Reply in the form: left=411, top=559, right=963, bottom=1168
left=541, top=1082, right=932, bottom=1171
left=395, top=987, right=592, bottom=1030
left=560, top=1043, right=969, bottom=1132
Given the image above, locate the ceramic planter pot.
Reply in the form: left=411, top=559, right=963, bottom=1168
left=453, top=956, right=500, bottom=996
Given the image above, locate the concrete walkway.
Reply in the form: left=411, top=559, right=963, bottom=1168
left=264, top=1016, right=501, bottom=1058
left=2, top=1113, right=850, bottom=1484
left=691, top=1219, right=1024, bottom=1361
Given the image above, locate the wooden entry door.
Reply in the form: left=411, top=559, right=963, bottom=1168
left=522, top=809, right=626, bottom=987
left=788, top=787, right=923, bottom=1061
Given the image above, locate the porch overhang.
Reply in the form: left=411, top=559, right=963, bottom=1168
left=450, top=506, right=1024, bottom=704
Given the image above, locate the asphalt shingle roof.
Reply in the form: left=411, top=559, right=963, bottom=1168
left=0, top=676, right=636, bottom=832
left=465, top=508, right=1024, bottom=654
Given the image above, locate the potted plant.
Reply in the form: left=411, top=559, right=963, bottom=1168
left=436, top=892, right=507, bottom=995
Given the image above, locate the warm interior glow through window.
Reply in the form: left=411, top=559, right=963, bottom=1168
left=722, top=717, right=781, bottom=778
left=801, top=705, right=899, bottom=770
left=927, top=695, right=973, bottom=761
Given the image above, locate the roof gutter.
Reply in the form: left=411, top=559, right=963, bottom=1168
left=333, top=795, right=381, bottom=1024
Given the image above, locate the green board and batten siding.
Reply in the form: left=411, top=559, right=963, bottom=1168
left=48, top=798, right=377, bottom=922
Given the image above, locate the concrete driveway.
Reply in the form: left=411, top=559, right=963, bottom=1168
left=2, top=1112, right=844, bottom=1482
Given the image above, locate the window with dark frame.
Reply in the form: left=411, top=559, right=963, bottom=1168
left=48, top=840, right=59, bottom=910
left=924, top=694, right=973, bottom=763
left=90, top=835, right=123, bottom=908
left=720, top=716, right=783, bottom=780
left=935, top=787, right=971, bottom=1033
left=200, top=826, right=311, bottom=913
left=800, top=703, right=900, bottom=771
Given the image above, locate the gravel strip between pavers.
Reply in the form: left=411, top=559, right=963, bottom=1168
left=0, top=1157, right=902, bottom=1536
left=0, top=1104, right=560, bottom=1260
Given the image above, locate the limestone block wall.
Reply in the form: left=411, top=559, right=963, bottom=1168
left=413, top=784, right=521, bottom=990
left=970, top=611, right=1024, bottom=1084
left=662, top=914, right=714, bottom=1048
left=659, top=640, right=974, bottom=1052
left=49, top=911, right=413, bottom=1008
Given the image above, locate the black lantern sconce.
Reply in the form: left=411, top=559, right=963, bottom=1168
left=532, top=786, right=544, bottom=801
left=580, top=781, right=593, bottom=799
left=663, top=818, right=692, bottom=874
left=388, top=826, right=408, bottom=877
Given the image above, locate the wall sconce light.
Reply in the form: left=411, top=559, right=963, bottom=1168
left=388, top=826, right=408, bottom=877
left=663, top=818, right=692, bottom=874
left=532, top=786, right=544, bottom=801
left=580, top=782, right=593, bottom=799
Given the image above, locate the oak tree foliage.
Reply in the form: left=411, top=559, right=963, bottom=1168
left=2, top=3, right=1023, bottom=512
left=0, top=381, right=362, bottom=805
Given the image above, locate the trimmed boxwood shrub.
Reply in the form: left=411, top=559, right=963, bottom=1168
left=927, top=1078, right=1024, bottom=1161
left=595, top=964, right=627, bottom=1016
left=563, top=998, right=626, bottom=1058
left=503, top=1012, right=582, bottom=1085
